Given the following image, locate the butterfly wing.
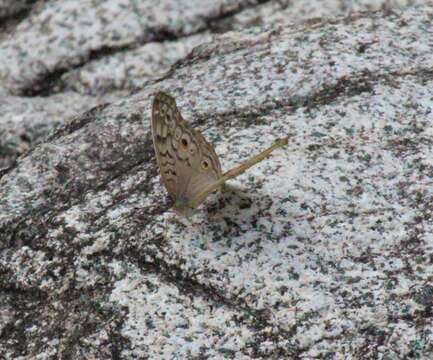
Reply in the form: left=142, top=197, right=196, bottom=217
left=151, top=92, right=222, bottom=215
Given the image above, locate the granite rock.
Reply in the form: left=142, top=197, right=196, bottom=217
left=1, top=1, right=433, bottom=359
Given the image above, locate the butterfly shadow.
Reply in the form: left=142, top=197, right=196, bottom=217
left=206, top=183, right=253, bottom=215
left=189, top=185, right=283, bottom=248
left=164, top=182, right=281, bottom=244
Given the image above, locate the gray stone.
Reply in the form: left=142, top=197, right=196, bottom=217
left=0, top=0, right=29, bottom=19
left=1, top=1, right=433, bottom=359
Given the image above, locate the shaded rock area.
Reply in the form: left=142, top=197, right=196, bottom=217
left=1, top=0, right=433, bottom=359
left=0, top=0, right=31, bottom=19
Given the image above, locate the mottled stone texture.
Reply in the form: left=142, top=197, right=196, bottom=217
left=1, top=1, right=433, bottom=359
left=0, top=0, right=30, bottom=19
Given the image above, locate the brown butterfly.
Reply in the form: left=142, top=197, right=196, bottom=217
left=151, top=92, right=288, bottom=217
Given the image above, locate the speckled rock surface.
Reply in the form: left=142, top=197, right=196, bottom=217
left=0, top=0, right=30, bottom=19
left=0, top=91, right=113, bottom=170
left=1, top=0, right=430, bottom=171
left=59, top=33, right=214, bottom=95
left=1, top=2, right=433, bottom=359
left=229, top=0, right=430, bottom=30
left=0, top=0, right=257, bottom=95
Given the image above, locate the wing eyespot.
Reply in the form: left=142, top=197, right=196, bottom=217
left=201, top=160, right=210, bottom=170
left=174, top=127, right=182, bottom=140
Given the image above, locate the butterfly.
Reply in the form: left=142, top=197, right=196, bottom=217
left=151, top=92, right=288, bottom=217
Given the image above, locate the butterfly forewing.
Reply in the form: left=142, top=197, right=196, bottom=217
left=151, top=93, right=179, bottom=197
left=151, top=92, right=222, bottom=214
